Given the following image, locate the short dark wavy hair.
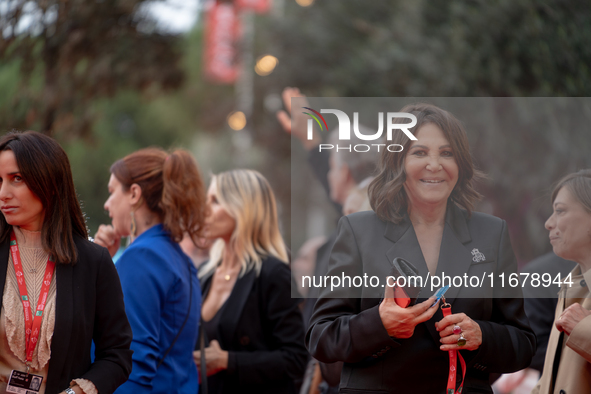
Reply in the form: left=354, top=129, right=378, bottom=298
left=551, top=169, right=591, bottom=213
left=368, top=103, right=483, bottom=223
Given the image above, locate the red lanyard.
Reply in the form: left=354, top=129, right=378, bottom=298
left=441, top=299, right=466, bottom=394
left=9, top=230, right=55, bottom=370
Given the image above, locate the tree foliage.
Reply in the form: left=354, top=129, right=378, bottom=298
left=1, top=0, right=590, bottom=262
left=0, top=0, right=184, bottom=138
left=258, top=0, right=591, bottom=262
left=268, top=0, right=591, bottom=97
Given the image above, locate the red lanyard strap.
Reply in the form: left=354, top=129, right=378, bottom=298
left=441, top=300, right=466, bottom=394
left=10, top=230, right=55, bottom=368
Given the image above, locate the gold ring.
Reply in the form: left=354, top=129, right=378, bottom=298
left=457, top=332, right=467, bottom=347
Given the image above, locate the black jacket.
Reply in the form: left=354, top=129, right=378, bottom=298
left=199, top=256, right=308, bottom=394
left=306, top=205, right=536, bottom=394
left=0, top=235, right=133, bottom=394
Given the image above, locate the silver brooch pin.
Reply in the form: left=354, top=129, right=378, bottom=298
left=471, top=248, right=486, bottom=263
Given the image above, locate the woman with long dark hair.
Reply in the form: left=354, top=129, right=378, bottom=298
left=95, top=147, right=207, bottom=394
left=0, top=131, right=132, bottom=394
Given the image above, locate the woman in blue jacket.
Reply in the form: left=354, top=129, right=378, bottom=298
left=95, top=148, right=207, bottom=394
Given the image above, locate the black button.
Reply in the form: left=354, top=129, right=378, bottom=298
left=240, top=336, right=250, bottom=346
left=581, top=280, right=587, bottom=287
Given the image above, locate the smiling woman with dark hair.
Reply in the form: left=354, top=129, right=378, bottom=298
left=0, top=130, right=132, bottom=394
left=306, top=103, right=535, bottom=393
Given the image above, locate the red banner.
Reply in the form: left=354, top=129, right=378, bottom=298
left=236, top=0, right=271, bottom=14
left=203, top=2, right=241, bottom=84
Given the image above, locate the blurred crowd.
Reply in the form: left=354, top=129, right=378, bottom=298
left=0, top=87, right=590, bottom=394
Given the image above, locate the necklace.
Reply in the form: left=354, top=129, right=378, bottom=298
left=217, top=266, right=237, bottom=281
left=217, top=257, right=240, bottom=281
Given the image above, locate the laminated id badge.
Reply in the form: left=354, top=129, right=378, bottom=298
left=6, top=369, right=43, bottom=394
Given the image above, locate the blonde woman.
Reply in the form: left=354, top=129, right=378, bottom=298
left=194, top=169, right=307, bottom=394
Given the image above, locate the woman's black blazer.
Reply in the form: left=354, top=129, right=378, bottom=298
left=306, top=204, right=536, bottom=394
left=199, top=256, right=308, bottom=394
left=0, top=235, right=133, bottom=394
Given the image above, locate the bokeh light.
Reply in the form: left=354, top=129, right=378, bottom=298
left=227, top=111, right=247, bottom=130
left=254, top=55, right=278, bottom=76
left=295, top=0, right=314, bottom=7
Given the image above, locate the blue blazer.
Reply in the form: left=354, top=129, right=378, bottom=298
left=114, top=224, right=201, bottom=394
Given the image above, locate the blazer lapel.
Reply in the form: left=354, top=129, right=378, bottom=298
left=420, top=219, right=473, bottom=342
left=47, top=261, right=74, bottom=387
left=217, top=268, right=256, bottom=349
left=384, top=216, right=430, bottom=281
left=200, top=271, right=214, bottom=297
left=539, top=294, right=565, bottom=391
left=384, top=204, right=473, bottom=300
left=383, top=204, right=474, bottom=344
left=434, top=204, right=473, bottom=302
left=0, top=239, right=9, bottom=307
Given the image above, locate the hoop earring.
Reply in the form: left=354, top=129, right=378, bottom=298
left=130, top=210, right=137, bottom=243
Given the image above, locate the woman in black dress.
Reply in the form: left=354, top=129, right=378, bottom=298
left=194, top=169, right=307, bottom=394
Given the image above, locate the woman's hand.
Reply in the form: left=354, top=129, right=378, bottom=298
left=556, top=303, right=591, bottom=336
left=58, top=385, right=84, bottom=394
left=492, top=368, right=540, bottom=394
left=193, top=339, right=229, bottom=376
left=379, top=283, right=439, bottom=338
left=94, top=224, right=121, bottom=257
left=436, top=312, right=482, bottom=351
